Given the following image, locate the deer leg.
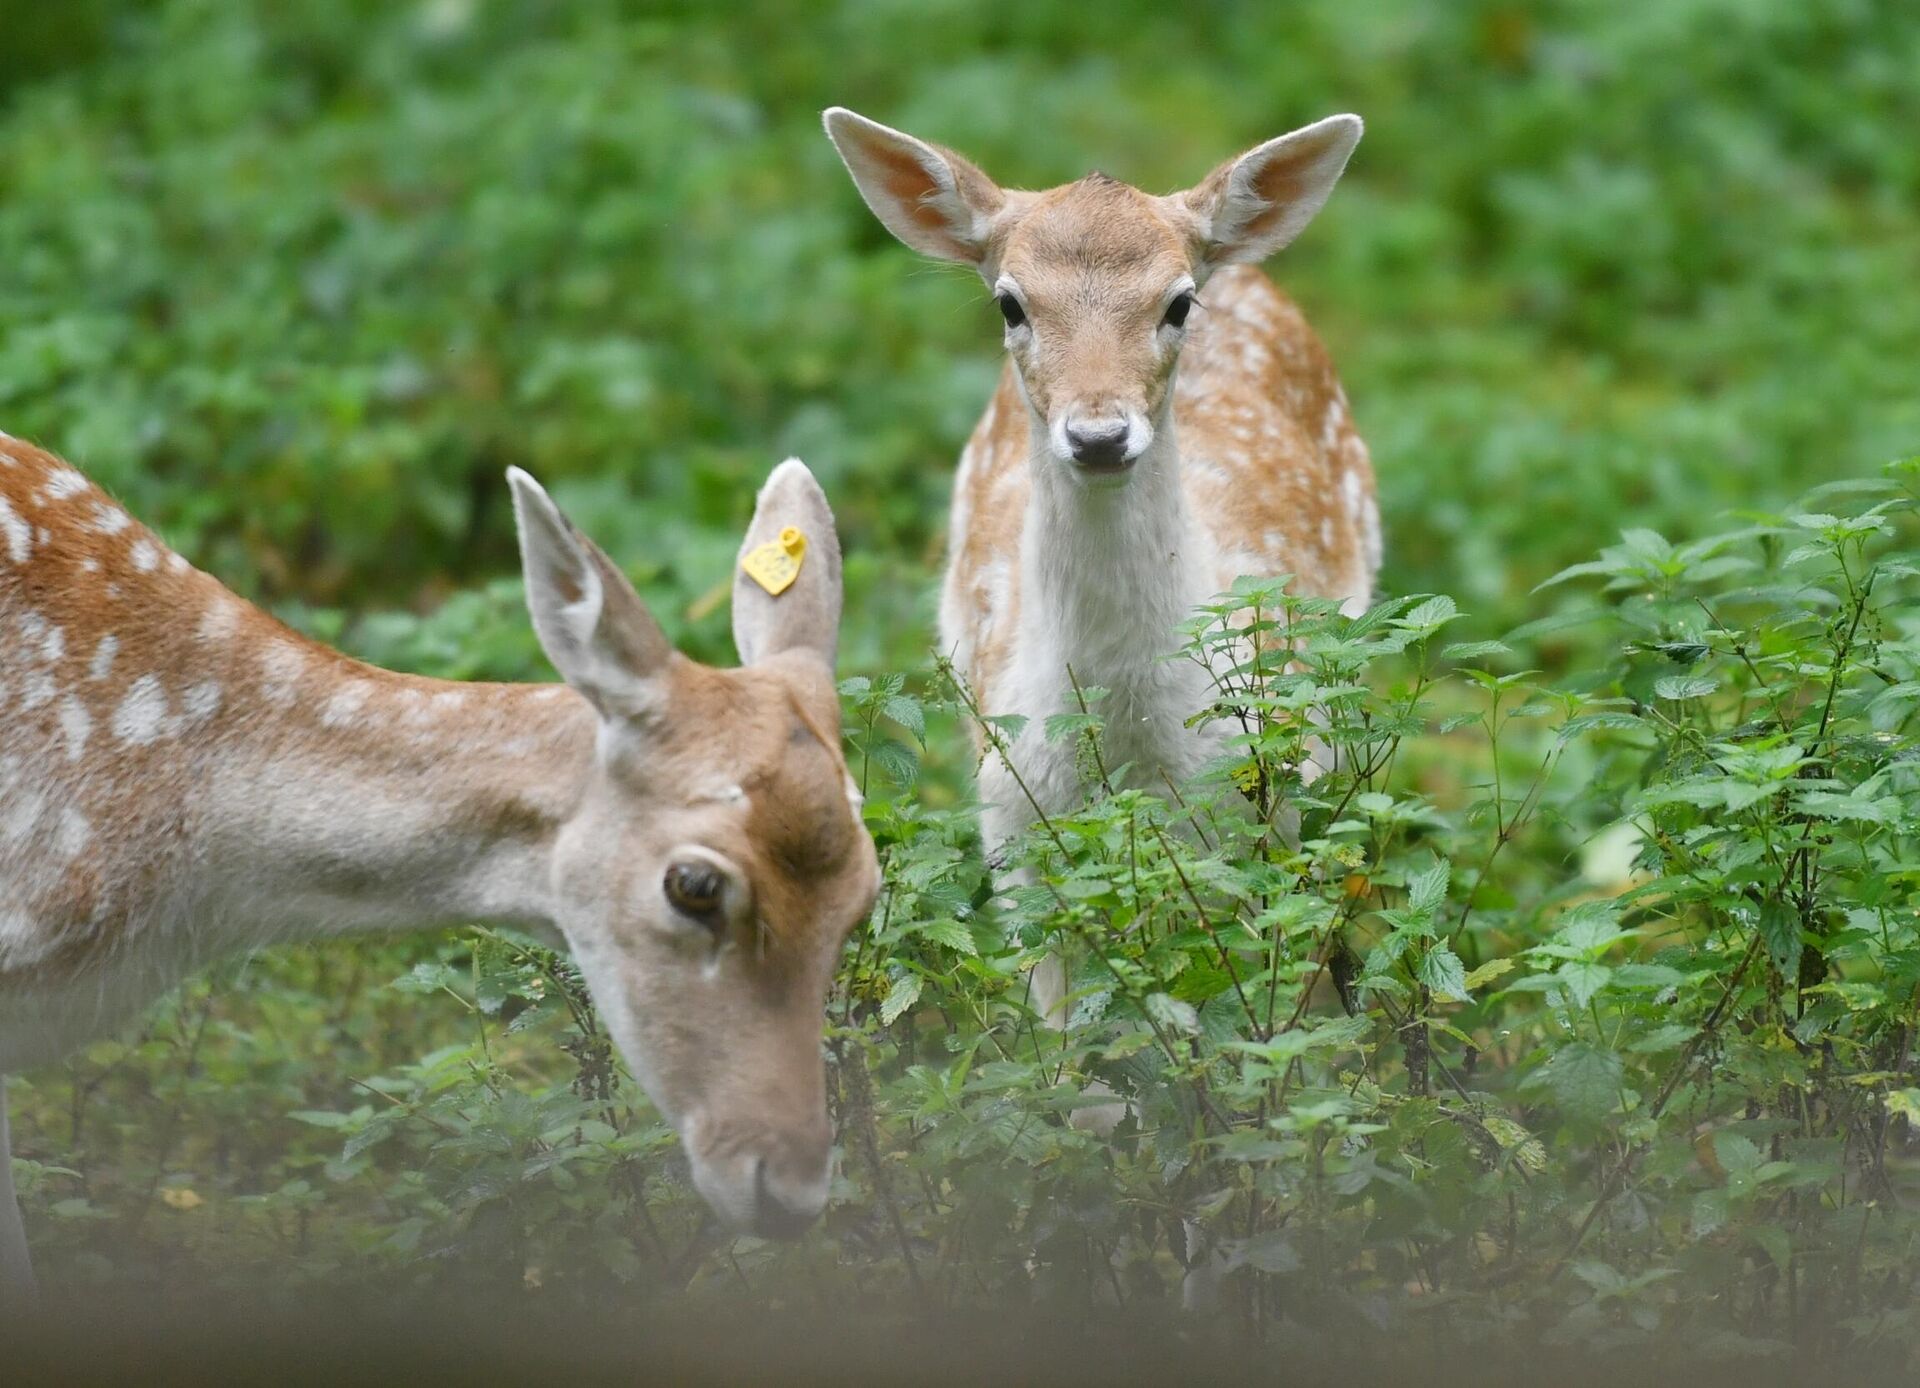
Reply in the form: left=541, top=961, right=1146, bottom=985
left=0, top=1077, right=37, bottom=1311
left=982, top=797, right=1129, bottom=1138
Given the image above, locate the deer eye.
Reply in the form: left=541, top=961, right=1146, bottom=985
left=664, top=861, right=725, bottom=922
left=995, top=292, right=1027, bottom=329
left=1162, top=292, right=1195, bottom=330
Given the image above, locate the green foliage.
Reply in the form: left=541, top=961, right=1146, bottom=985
left=20, top=465, right=1915, bottom=1359
left=6, top=0, right=1920, bottom=1365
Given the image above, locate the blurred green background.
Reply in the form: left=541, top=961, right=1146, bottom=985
left=5, top=0, right=1919, bottom=1312
left=5, top=0, right=1915, bottom=672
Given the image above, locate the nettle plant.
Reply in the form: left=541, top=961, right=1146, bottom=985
left=1505, top=466, right=1920, bottom=1345
left=833, top=577, right=1580, bottom=1315
left=829, top=464, right=1919, bottom=1347
left=134, top=467, right=1911, bottom=1350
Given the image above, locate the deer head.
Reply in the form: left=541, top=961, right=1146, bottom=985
left=824, top=109, right=1361, bottom=482
left=508, top=460, right=878, bottom=1237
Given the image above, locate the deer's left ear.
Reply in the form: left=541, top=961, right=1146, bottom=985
left=731, top=458, right=845, bottom=670
left=1182, top=114, right=1363, bottom=270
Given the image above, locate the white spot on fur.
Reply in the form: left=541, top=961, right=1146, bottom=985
left=321, top=679, right=373, bottom=729
left=130, top=538, right=160, bottom=572
left=0, top=496, right=29, bottom=563
left=398, top=688, right=434, bottom=725
left=21, top=671, right=56, bottom=710
left=89, top=635, right=119, bottom=681
left=1, top=788, right=45, bottom=843
left=56, top=807, right=91, bottom=859
left=112, top=675, right=169, bottom=744
left=197, top=597, right=240, bottom=642
left=1320, top=394, right=1347, bottom=450
left=41, top=467, right=88, bottom=500
left=181, top=681, right=223, bottom=725
left=259, top=641, right=306, bottom=704
left=90, top=504, right=131, bottom=534
left=57, top=695, right=92, bottom=760
left=168, top=552, right=189, bottom=574
left=1340, top=468, right=1363, bottom=520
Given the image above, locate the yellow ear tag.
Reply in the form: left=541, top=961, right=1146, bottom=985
left=741, top=525, right=807, bottom=596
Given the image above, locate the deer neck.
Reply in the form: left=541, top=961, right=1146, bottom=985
left=1017, top=407, right=1209, bottom=697
left=1, top=638, right=598, bottom=1070
left=195, top=667, right=597, bottom=946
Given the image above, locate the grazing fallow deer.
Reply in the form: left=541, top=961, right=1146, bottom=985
left=0, top=437, right=878, bottom=1297
left=824, top=109, right=1379, bottom=1024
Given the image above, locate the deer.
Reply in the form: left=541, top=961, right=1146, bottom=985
left=0, top=434, right=879, bottom=1301
left=823, top=110, right=1378, bottom=1114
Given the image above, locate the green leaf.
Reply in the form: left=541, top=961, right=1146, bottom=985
left=1442, top=640, right=1510, bottom=662
left=1232, top=1231, right=1301, bottom=1273
left=1535, top=559, right=1615, bottom=590
left=1417, top=946, right=1470, bottom=1002
left=1713, top=1131, right=1761, bottom=1176
left=390, top=962, right=462, bottom=995
left=1556, top=960, right=1611, bottom=1010
left=1395, top=595, right=1460, bottom=636
left=1463, top=956, right=1518, bottom=990
left=918, top=919, right=978, bottom=956
left=879, top=972, right=922, bottom=1025
left=1544, top=1042, right=1622, bottom=1121
left=287, top=1110, right=355, bottom=1130
left=880, top=694, right=926, bottom=745
left=1692, top=1188, right=1729, bottom=1237
left=1145, top=992, right=1201, bottom=1036
left=1043, top=711, right=1102, bottom=744
left=1407, top=857, right=1450, bottom=920
left=1654, top=675, right=1716, bottom=700
left=983, top=713, right=1029, bottom=743
left=1757, top=898, right=1802, bottom=982
left=869, top=736, right=921, bottom=789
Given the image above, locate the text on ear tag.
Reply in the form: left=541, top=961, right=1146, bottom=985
left=741, top=526, right=808, bottom=596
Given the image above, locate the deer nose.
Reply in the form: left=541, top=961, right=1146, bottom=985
left=750, top=1143, right=830, bottom=1240
left=1064, top=419, right=1132, bottom=470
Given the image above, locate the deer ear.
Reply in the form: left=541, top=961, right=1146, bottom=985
left=731, top=458, right=844, bottom=670
left=823, top=107, right=1004, bottom=265
left=508, top=467, right=673, bottom=716
left=1182, top=114, right=1362, bottom=269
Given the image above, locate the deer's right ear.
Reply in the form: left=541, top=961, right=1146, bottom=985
left=823, top=107, right=1004, bottom=266
left=731, top=458, right=844, bottom=671
left=508, top=467, right=673, bottom=717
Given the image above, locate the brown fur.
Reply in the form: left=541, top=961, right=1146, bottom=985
left=4, top=433, right=877, bottom=1238
left=947, top=264, right=1377, bottom=708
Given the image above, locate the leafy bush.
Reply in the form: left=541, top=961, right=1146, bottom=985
left=811, top=463, right=1919, bottom=1357
left=25, top=465, right=1913, bottom=1364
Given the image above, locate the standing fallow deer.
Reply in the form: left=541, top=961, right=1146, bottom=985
left=0, top=437, right=878, bottom=1299
left=824, top=109, right=1379, bottom=1031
